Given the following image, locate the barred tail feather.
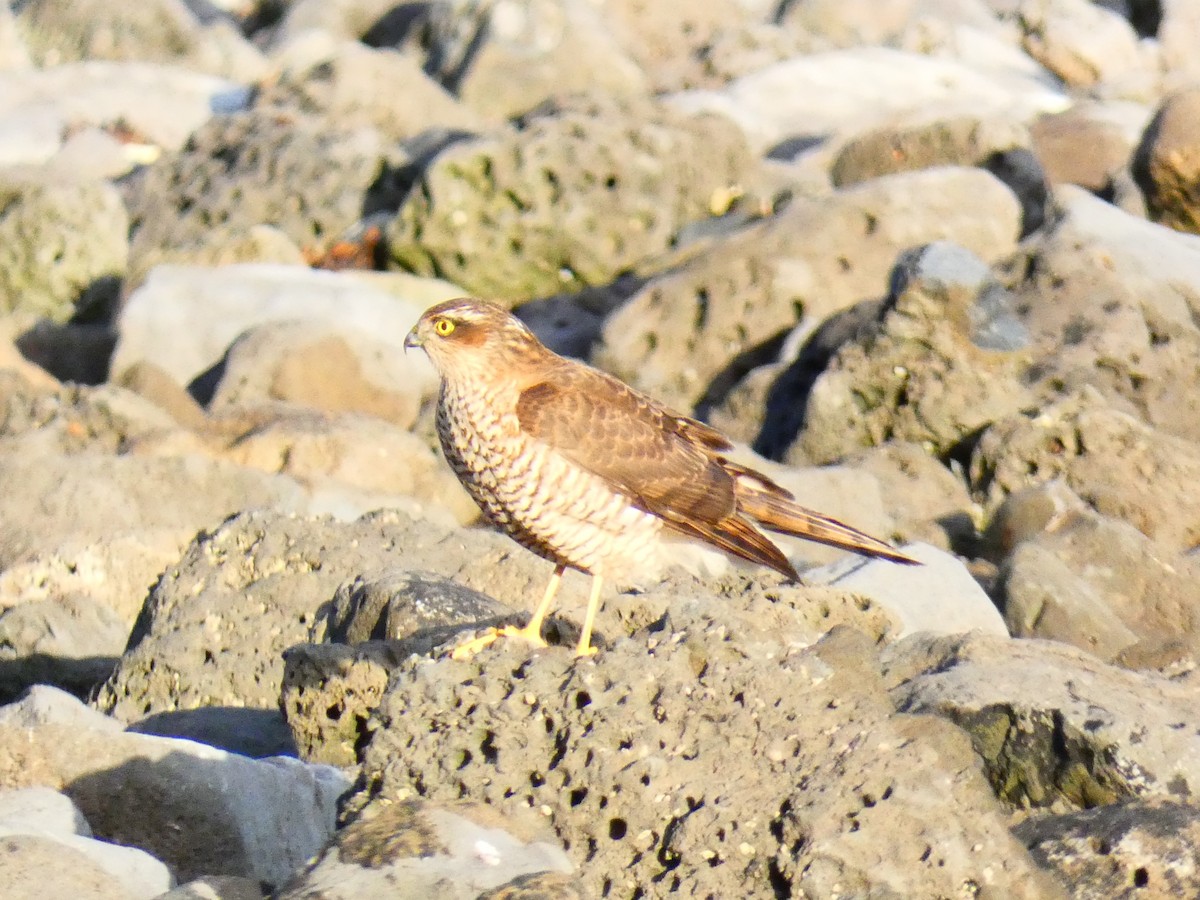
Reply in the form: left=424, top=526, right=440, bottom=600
left=737, top=489, right=920, bottom=566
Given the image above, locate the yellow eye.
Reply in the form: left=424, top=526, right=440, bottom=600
left=433, top=317, right=456, bottom=337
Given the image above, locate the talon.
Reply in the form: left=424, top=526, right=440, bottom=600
left=448, top=623, right=549, bottom=660
left=450, top=628, right=502, bottom=660
left=574, top=644, right=598, bottom=659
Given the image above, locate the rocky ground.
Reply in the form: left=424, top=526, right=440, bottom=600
left=1, top=0, right=1200, bottom=897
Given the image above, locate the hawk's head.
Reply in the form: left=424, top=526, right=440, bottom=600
left=405, top=298, right=542, bottom=378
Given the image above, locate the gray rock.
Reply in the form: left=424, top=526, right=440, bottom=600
left=351, top=626, right=1062, bottom=897
left=0, top=834, right=140, bottom=899
left=94, top=508, right=532, bottom=724
left=388, top=97, right=757, bottom=303
left=595, top=168, right=1022, bottom=414
left=0, top=62, right=247, bottom=168
left=110, top=265, right=454, bottom=399
left=416, top=0, right=649, bottom=119
left=0, top=786, right=172, bottom=898
left=1013, top=187, right=1200, bottom=446
left=1134, top=87, right=1200, bottom=235
left=157, top=875, right=265, bottom=900
left=1013, top=0, right=1148, bottom=92
left=793, top=239, right=1032, bottom=464
left=14, top=0, right=265, bottom=81
left=216, top=412, right=478, bottom=525
left=1030, top=101, right=1150, bottom=193
left=254, top=41, right=485, bottom=143
left=0, top=684, right=121, bottom=731
left=0, top=529, right=190, bottom=628
left=667, top=47, right=1067, bottom=155
left=831, top=114, right=1031, bottom=188
left=805, top=542, right=1008, bottom=639
left=1015, top=798, right=1200, bottom=899
left=970, top=387, right=1200, bottom=553
left=0, top=690, right=349, bottom=887
left=997, top=507, right=1200, bottom=667
left=0, top=785, right=90, bottom=836
left=0, top=592, right=128, bottom=702
left=124, top=111, right=390, bottom=289
left=0, top=176, right=127, bottom=322
left=0, top=435, right=304, bottom=569
left=208, top=319, right=429, bottom=429
left=279, top=799, right=576, bottom=899
left=889, top=632, right=1200, bottom=808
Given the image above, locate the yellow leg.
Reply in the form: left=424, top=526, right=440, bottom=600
left=450, top=565, right=564, bottom=660
left=575, top=575, right=604, bottom=658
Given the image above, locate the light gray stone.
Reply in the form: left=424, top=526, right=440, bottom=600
left=806, top=542, right=1008, bottom=638
left=111, top=265, right=458, bottom=395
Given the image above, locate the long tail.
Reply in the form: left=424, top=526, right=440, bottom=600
left=732, top=470, right=920, bottom=566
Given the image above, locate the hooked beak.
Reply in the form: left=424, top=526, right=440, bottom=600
left=403, top=327, right=422, bottom=354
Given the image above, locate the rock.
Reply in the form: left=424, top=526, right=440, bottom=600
left=595, top=169, right=1022, bottom=413
left=600, top=0, right=762, bottom=92
left=0, top=4, right=31, bottom=70
left=1014, top=187, right=1200, bottom=443
left=0, top=592, right=128, bottom=702
left=1159, top=0, right=1200, bottom=91
left=0, top=783, right=173, bottom=898
left=1135, top=87, right=1200, bottom=235
left=157, top=875, right=266, bottom=900
left=970, top=388, right=1200, bottom=553
left=388, top=98, right=757, bottom=303
left=350, top=626, right=1061, bottom=897
left=110, top=265, right=458, bottom=398
left=254, top=41, right=485, bottom=142
left=1030, top=102, right=1149, bottom=193
left=0, top=784, right=90, bottom=835
left=0, top=529, right=187, bottom=628
left=997, top=507, right=1200, bottom=667
left=805, top=542, right=1008, bottom=638
left=0, top=62, right=248, bottom=168
left=1014, top=0, right=1148, bottom=92
left=282, top=571, right=516, bottom=764
left=14, top=0, right=265, bottom=81
left=127, top=706, right=297, bottom=759
left=1015, top=798, right=1200, bottom=899
left=208, top=319, right=428, bottom=429
left=667, top=47, right=1067, bottom=155
left=889, top=632, right=1200, bottom=808
left=124, top=111, right=392, bottom=288
left=217, top=413, right=478, bottom=524
left=0, top=690, right=348, bottom=887
left=791, top=240, right=1031, bottom=464
left=417, top=0, right=649, bottom=119
left=94, top=508, right=536, bottom=724
left=0, top=684, right=120, bottom=731
left=279, top=799, right=576, bottom=899
left=841, top=441, right=979, bottom=552
left=0, top=175, right=127, bottom=322
left=831, top=114, right=1030, bottom=187
left=0, top=435, right=304, bottom=568
left=0, top=834, right=151, bottom=900
left=282, top=642, right=410, bottom=766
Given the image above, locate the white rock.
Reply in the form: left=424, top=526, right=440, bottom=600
left=804, top=542, right=1009, bottom=638
left=112, top=265, right=463, bottom=393
left=0, top=785, right=91, bottom=837
left=0, top=690, right=351, bottom=887
left=668, top=47, right=1068, bottom=153
left=0, top=62, right=249, bottom=167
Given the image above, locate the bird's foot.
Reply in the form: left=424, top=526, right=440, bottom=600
left=449, top=623, right=549, bottom=660
left=574, top=642, right=598, bottom=659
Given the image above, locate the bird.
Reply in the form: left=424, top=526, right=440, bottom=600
left=404, top=298, right=918, bottom=658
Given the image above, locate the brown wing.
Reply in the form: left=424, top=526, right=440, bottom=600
left=516, top=362, right=799, bottom=578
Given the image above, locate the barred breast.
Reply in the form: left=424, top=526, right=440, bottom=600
left=436, top=382, right=665, bottom=580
